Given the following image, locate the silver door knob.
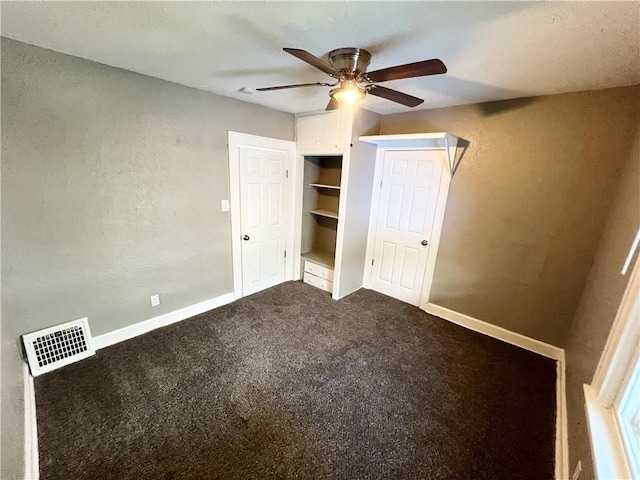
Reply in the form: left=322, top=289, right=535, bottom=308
left=243, top=235, right=250, bottom=241
left=421, top=240, right=428, bottom=246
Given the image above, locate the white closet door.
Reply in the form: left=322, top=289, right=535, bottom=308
left=369, top=150, right=444, bottom=305
left=239, top=146, right=287, bottom=296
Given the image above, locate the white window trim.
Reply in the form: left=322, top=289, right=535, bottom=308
left=584, top=254, right=639, bottom=479
left=616, top=348, right=640, bottom=477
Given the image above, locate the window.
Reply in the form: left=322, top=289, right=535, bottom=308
left=585, top=249, right=640, bottom=479
left=616, top=352, right=640, bottom=477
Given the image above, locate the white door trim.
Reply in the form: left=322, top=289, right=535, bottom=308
left=418, top=148, right=453, bottom=310
left=363, top=146, right=453, bottom=309
left=227, top=131, right=297, bottom=299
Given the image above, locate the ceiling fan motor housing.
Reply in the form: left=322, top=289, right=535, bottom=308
left=329, top=48, right=371, bottom=75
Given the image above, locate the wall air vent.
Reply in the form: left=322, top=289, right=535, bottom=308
left=22, top=318, right=95, bottom=376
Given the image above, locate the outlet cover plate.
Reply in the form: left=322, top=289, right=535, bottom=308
left=150, top=294, right=160, bottom=307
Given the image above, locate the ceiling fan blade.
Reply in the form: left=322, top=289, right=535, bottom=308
left=256, top=82, right=333, bottom=92
left=326, top=97, right=339, bottom=111
left=366, top=59, right=447, bottom=83
left=368, top=85, right=424, bottom=107
left=283, top=48, right=340, bottom=78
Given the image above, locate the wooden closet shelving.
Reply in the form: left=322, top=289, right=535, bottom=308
left=310, top=209, right=339, bottom=220
left=295, top=108, right=381, bottom=299
left=309, top=183, right=340, bottom=190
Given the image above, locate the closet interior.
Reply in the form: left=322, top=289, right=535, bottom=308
left=300, top=155, right=342, bottom=291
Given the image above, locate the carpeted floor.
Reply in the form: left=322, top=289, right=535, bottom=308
left=35, top=281, right=557, bottom=479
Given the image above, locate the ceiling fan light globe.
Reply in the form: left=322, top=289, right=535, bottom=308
left=329, top=84, right=366, bottom=106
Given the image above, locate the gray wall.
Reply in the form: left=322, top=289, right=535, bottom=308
left=564, top=126, right=640, bottom=480
left=1, top=39, right=25, bottom=480
left=2, top=36, right=638, bottom=480
left=1, top=38, right=294, bottom=338
left=0, top=313, right=24, bottom=480
left=1, top=38, right=293, bottom=478
left=380, top=85, right=640, bottom=346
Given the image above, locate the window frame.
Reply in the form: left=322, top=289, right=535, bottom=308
left=615, top=347, right=640, bottom=478
left=585, top=255, right=639, bottom=479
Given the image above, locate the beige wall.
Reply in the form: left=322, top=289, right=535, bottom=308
left=564, top=126, right=640, bottom=480
left=380, top=85, right=640, bottom=346
left=1, top=38, right=294, bottom=478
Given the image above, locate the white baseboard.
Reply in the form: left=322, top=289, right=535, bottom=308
left=93, top=292, right=236, bottom=350
left=23, top=363, right=39, bottom=480
left=422, top=302, right=568, bottom=479
left=28, top=293, right=569, bottom=479
left=21, top=291, right=236, bottom=478
left=423, top=302, right=564, bottom=360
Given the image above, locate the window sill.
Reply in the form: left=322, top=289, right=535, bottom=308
left=584, top=384, right=633, bottom=479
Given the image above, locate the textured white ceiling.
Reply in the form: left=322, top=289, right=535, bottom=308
left=1, top=1, right=639, bottom=115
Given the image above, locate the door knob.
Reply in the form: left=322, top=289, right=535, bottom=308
left=421, top=240, right=428, bottom=246
left=243, top=235, right=250, bottom=241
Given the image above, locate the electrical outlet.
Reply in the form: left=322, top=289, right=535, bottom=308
left=150, top=294, right=160, bottom=307
left=571, top=460, right=582, bottom=480
left=221, top=199, right=229, bottom=212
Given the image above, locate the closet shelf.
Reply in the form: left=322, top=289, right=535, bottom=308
left=309, top=183, right=341, bottom=190
left=301, top=250, right=335, bottom=268
left=359, top=132, right=455, bottom=149
left=310, top=209, right=339, bottom=220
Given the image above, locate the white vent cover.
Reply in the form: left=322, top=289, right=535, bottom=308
left=22, top=317, right=95, bottom=376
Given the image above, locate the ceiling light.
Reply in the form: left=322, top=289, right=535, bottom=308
left=329, top=80, right=366, bottom=106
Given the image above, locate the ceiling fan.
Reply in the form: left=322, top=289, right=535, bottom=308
left=257, top=47, right=447, bottom=110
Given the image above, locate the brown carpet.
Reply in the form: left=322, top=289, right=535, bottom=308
left=35, top=281, right=557, bottom=479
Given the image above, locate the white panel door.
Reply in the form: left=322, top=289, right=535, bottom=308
left=239, top=146, right=287, bottom=296
left=369, top=150, right=444, bottom=305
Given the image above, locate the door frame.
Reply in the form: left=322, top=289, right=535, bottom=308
left=227, top=131, right=297, bottom=299
left=363, top=146, right=453, bottom=310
